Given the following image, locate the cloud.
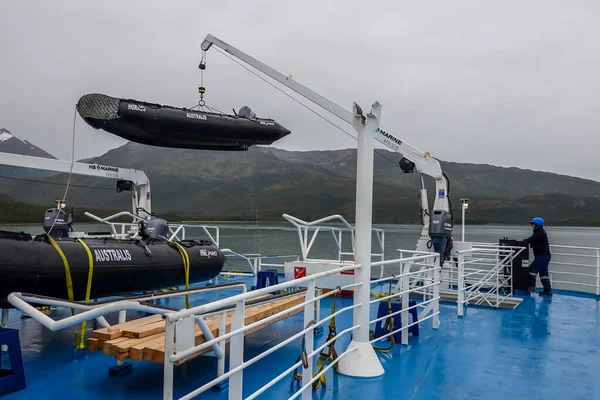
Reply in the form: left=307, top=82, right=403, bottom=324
left=1, top=0, right=598, bottom=180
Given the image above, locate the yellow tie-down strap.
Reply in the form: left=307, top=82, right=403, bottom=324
left=76, top=238, right=94, bottom=350
left=169, top=241, right=191, bottom=309
left=47, top=235, right=95, bottom=350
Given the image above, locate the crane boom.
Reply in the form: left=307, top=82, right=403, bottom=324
left=201, top=34, right=452, bottom=243
left=0, top=152, right=152, bottom=217
left=0, top=152, right=149, bottom=184
left=201, top=33, right=452, bottom=376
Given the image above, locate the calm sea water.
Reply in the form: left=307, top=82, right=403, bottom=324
left=3, top=222, right=599, bottom=292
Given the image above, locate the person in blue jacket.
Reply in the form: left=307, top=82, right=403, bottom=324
left=521, top=217, right=552, bottom=296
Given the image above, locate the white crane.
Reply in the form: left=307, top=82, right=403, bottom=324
left=200, top=34, right=453, bottom=255
left=0, top=152, right=152, bottom=219
left=199, top=34, right=449, bottom=384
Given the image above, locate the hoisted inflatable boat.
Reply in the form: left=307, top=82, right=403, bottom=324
left=0, top=205, right=225, bottom=308
left=76, top=93, right=291, bottom=151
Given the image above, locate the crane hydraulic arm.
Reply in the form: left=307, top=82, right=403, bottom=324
left=200, top=34, right=454, bottom=257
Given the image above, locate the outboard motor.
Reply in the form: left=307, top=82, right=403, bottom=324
left=238, top=105, right=257, bottom=120
left=429, top=209, right=453, bottom=266
left=43, top=201, right=73, bottom=238
left=139, top=217, right=170, bottom=241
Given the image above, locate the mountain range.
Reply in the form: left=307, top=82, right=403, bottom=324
left=1, top=130, right=599, bottom=226
left=0, top=128, right=56, bottom=179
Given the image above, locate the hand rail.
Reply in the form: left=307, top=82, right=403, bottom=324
left=455, top=246, right=525, bottom=315
left=163, top=252, right=441, bottom=400
left=282, top=214, right=386, bottom=272
left=472, top=242, right=600, bottom=295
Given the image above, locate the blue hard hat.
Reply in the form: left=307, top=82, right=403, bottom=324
left=530, top=217, right=544, bottom=226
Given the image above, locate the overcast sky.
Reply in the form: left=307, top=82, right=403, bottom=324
left=1, top=1, right=599, bottom=180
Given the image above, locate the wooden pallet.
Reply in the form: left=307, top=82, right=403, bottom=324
left=87, top=292, right=305, bottom=365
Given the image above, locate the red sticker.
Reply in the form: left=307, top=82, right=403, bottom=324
left=294, top=266, right=307, bottom=279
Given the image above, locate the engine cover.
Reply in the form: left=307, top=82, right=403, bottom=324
left=429, top=209, right=453, bottom=265
left=43, top=208, right=72, bottom=238
left=140, top=218, right=170, bottom=240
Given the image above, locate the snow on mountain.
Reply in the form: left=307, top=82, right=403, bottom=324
left=0, top=128, right=56, bottom=159
left=0, top=128, right=57, bottom=179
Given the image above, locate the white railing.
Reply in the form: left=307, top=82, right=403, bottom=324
left=162, top=253, right=440, bottom=400
left=395, top=248, right=440, bottom=290
left=548, top=245, right=600, bottom=295
left=455, top=246, right=524, bottom=316
left=473, top=242, right=600, bottom=296
left=167, top=224, right=220, bottom=245
left=218, top=251, right=300, bottom=286
left=282, top=214, right=386, bottom=278
left=7, top=282, right=249, bottom=331
left=84, top=211, right=144, bottom=238
left=371, top=254, right=441, bottom=346
left=84, top=211, right=221, bottom=244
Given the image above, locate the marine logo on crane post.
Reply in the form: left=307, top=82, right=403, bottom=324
left=376, top=128, right=403, bottom=151
left=88, top=164, right=119, bottom=173
left=88, top=163, right=119, bottom=178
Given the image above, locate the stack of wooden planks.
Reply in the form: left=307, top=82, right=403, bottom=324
left=86, top=292, right=306, bottom=365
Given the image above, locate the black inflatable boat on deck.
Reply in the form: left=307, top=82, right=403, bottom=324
left=0, top=231, right=225, bottom=308
left=77, top=93, right=291, bottom=151
left=0, top=206, right=226, bottom=308
left=0, top=231, right=225, bottom=309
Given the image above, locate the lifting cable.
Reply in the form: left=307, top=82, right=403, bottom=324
left=191, top=50, right=226, bottom=115
left=47, top=106, right=77, bottom=236
left=211, top=46, right=404, bottom=172
left=46, top=235, right=95, bottom=350
left=168, top=241, right=191, bottom=309
left=198, top=50, right=207, bottom=107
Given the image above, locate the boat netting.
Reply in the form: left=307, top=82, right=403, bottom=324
left=77, top=93, right=119, bottom=120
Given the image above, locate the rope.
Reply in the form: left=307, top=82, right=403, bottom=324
left=291, top=292, right=339, bottom=392
left=370, top=280, right=395, bottom=353
left=290, top=320, right=326, bottom=391
left=315, top=293, right=339, bottom=383
left=47, top=106, right=77, bottom=236
left=169, top=241, right=191, bottom=309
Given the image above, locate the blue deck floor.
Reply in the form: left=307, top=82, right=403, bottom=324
left=2, top=277, right=600, bottom=400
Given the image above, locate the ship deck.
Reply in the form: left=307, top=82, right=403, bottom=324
left=2, top=275, right=599, bottom=400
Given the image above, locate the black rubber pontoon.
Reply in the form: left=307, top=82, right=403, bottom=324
left=77, top=93, right=291, bottom=151
left=0, top=231, right=225, bottom=308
